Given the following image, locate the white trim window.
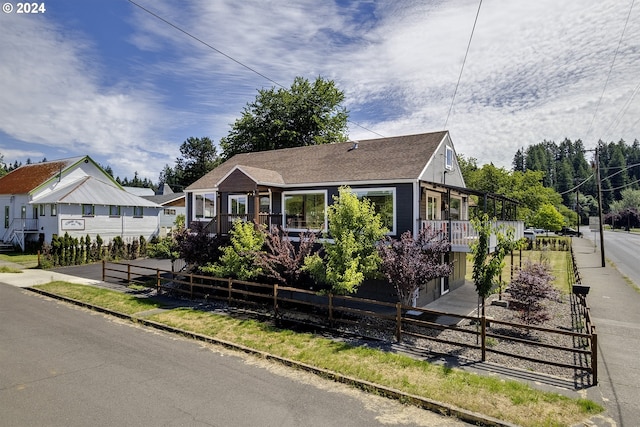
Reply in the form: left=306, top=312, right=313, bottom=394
left=258, top=193, right=271, bottom=213
left=283, top=190, right=327, bottom=231
left=352, top=187, right=396, bottom=234
left=228, top=195, right=248, bottom=221
left=193, top=192, right=215, bottom=219
left=426, top=193, right=441, bottom=220
left=133, top=206, right=144, bottom=217
left=445, top=146, right=454, bottom=170
left=82, top=204, right=94, bottom=216
left=110, top=205, right=121, bottom=217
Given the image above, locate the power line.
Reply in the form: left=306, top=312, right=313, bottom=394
left=443, top=0, right=483, bottom=130
left=601, top=81, right=640, bottom=140
left=584, top=0, right=635, bottom=143
left=558, top=174, right=593, bottom=195
left=560, top=162, right=640, bottom=195
left=127, top=0, right=385, bottom=139
left=602, top=177, right=640, bottom=192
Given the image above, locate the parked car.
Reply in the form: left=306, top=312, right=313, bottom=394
left=557, top=227, right=583, bottom=237
left=523, top=229, right=536, bottom=242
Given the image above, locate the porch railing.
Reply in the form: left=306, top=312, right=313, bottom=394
left=421, top=220, right=524, bottom=252
left=202, top=213, right=284, bottom=235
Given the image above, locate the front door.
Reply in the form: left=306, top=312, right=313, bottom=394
left=440, top=254, right=450, bottom=295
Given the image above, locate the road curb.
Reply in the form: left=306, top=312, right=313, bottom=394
left=26, top=286, right=517, bottom=427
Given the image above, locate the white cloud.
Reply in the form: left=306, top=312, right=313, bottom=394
left=2, top=0, right=639, bottom=181
left=0, top=13, right=177, bottom=178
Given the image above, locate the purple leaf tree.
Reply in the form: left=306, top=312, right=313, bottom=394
left=378, top=226, right=453, bottom=306
left=508, top=260, right=561, bottom=325
left=253, top=226, right=319, bottom=286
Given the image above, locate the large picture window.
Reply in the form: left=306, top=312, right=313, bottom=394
left=194, top=193, right=215, bottom=218
left=353, top=188, right=395, bottom=233
left=284, top=191, right=326, bottom=230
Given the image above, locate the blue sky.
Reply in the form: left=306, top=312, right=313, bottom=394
left=1, top=1, right=639, bottom=182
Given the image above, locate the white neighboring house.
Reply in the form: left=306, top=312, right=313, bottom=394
left=0, top=156, right=161, bottom=251
left=142, top=184, right=186, bottom=237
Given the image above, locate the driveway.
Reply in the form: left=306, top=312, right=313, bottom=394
left=51, top=258, right=173, bottom=282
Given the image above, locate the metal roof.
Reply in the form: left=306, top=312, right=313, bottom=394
left=0, top=156, right=85, bottom=194
left=32, top=176, right=160, bottom=207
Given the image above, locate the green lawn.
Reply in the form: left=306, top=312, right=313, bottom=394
left=467, top=242, right=572, bottom=294
left=0, top=253, right=39, bottom=269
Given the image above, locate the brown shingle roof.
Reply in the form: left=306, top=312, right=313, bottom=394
left=187, top=131, right=447, bottom=190
left=0, top=157, right=84, bottom=195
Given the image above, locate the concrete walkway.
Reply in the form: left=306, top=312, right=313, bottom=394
left=571, top=236, right=640, bottom=426
left=0, top=259, right=101, bottom=288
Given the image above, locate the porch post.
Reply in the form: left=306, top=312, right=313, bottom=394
left=253, top=189, right=260, bottom=225
left=216, top=192, right=221, bottom=235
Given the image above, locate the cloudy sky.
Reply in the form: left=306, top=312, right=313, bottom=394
left=1, top=0, right=639, bottom=182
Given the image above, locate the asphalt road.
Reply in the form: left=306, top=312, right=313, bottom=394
left=0, top=284, right=465, bottom=427
left=587, top=230, right=640, bottom=288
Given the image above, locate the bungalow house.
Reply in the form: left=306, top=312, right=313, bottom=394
left=185, top=131, right=523, bottom=305
left=0, top=156, right=161, bottom=251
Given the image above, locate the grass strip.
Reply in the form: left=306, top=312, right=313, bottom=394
left=0, top=253, right=39, bottom=268
left=36, top=282, right=163, bottom=315
left=34, top=282, right=603, bottom=427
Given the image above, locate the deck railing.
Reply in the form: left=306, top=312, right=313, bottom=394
left=201, top=213, right=284, bottom=235
left=420, top=220, right=524, bottom=252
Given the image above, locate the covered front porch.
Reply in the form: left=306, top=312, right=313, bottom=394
left=419, top=182, right=523, bottom=251
left=421, top=219, right=524, bottom=252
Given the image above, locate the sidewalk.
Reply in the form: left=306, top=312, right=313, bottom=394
left=0, top=259, right=101, bottom=288
left=571, top=236, right=640, bottom=426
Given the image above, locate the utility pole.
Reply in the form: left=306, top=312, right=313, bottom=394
left=595, top=146, right=606, bottom=267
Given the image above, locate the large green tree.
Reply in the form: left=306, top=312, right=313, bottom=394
left=219, top=76, right=349, bottom=160
left=530, top=203, right=565, bottom=232
left=160, top=136, right=220, bottom=190
left=461, top=163, right=562, bottom=223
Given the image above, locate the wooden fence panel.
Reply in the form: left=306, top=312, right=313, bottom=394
left=102, top=260, right=597, bottom=381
